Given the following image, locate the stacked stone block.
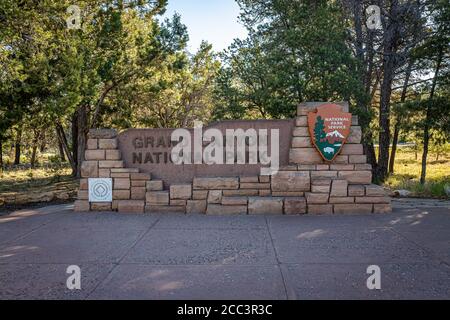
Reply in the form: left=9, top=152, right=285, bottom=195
left=74, top=102, right=391, bottom=215
left=286, top=102, right=391, bottom=214
left=74, top=129, right=150, bottom=214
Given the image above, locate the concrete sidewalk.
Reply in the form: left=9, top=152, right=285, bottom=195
left=0, top=203, right=448, bottom=300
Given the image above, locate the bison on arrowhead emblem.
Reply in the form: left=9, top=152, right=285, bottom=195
left=308, top=104, right=352, bottom=162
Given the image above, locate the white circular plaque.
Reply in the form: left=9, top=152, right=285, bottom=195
left=88, top=178, right=113, bottom=202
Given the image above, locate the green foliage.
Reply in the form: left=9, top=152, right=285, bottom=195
left=314, top=116, right=326, bottom=143
left=402, top=96, right=450, bottom=146
left=105, top=40, right=220, bottom=129
left=0, top=0, right=448, bottom=193
left=385, top=148, right=450, bottom=199
left=0, top=0, right=207, bottom=167
left=213, top=0, right=363, bottom=120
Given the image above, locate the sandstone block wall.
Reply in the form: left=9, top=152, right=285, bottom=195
left=74, top=102, right=392, bottom=215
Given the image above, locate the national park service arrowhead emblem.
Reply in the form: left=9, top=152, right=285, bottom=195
left=308, top=104, right=352, bottom=162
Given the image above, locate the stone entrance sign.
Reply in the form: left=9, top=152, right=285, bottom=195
left=74, top=102, right=391, bottom=215
left=118, top=120, right=294, bottom=186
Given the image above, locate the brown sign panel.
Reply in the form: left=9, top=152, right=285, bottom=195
left=118, top=120, right=294, bottom=186
left=307, top=104, right=352, bottom=162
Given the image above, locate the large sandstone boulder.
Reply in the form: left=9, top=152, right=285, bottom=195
left=206, top=205, right=247, bottom=215
left=284, top=198, right=307, bottom=215
left=248, top=197, right=283, bottom=215
left=271, top=171, right=310, bottom=192
left=186, top=200, right=207, bottom=214
left=146, top=191, right=169, bottom=205
left=170, top=184, right=192, bottom=200
left=193, top=177, right=239, bottom=190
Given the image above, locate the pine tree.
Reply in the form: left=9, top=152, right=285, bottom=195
left=314, top=116, right=327, bottom=144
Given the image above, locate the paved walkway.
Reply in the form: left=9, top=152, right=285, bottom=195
left=0, top=203, right=448, bottom=300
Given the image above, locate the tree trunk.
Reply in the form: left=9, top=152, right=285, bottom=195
left=76, top=105, right=88, bottom=178
left=56, top=123, right=76, bottom=173
left=30, top=129, right=41, bottom=168
left=352, top=0, right=377, bottom=173
left=0, top=139, right=3, bottom=169
left=420, top=122, right=430, bottom=185
left=14, top=127, right=22, bottom=165
left=420, top=46, right=443, bottom=185
left=57, top=131, right=66, bottom=162
left=377, top=66, right=394, bottom=182
left=363, top=29, right=378, bottom=172
left=72, top=111, right=78, bottom=174
left=389, top=123, right=400, bottom=174
left=30, top=145, right=38, bottom=168
left=389, top=60, right=413, bottom=174
left=39, top=132, right=46, bottom=152
left=376, top=1, right=400, bottom=182
left=31, top=142, right=38, bottom=169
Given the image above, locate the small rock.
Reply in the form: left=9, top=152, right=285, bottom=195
left=56, top=192, right=70, bottom=200
left=394, top=189, right=412, bottom=197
